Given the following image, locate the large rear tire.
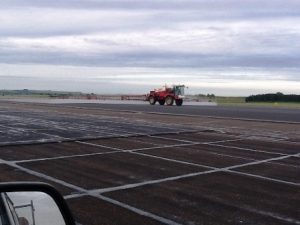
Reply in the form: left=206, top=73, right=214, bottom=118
left=165, top=96, right=174, bottom=106
left=175, top=99, right=183, bottom=106
left=149, top=96, right=156, bottom=105
left=158, top=99, right=165, bottom=105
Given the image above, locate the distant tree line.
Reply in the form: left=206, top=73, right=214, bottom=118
left=246, top=92, right=300, bottom=102
left=0, top=89, right=82, bottom=97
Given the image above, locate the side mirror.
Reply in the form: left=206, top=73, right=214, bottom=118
left=0, top=182, right=75, bottom=225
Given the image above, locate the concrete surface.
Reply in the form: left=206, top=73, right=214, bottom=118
left=0, top=101, right=299, bottom=225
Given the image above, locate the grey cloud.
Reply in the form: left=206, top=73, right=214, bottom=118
left=1, top=1, right=300, bottom=39
left=2, top=0, right=300, bottom=21
left=2, top=0, right=300, bottom=10
left=1, top=47, right=300, bottom=74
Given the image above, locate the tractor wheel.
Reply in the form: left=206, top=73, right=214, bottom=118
left=158, top=99, right=165, bottom=105
left=165, top=96, right=174, bottom=106
left=149, top=96, right=156, bottom=105
left=175, top=99, right=183, bottom=106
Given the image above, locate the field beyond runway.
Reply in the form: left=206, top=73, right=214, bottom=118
left=0, top=101, right=299, bottom=225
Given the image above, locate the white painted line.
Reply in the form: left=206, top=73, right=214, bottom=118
left=266, top=161, right=300, bottom=169
left=207, top=143, right=287, bottom=156
left=149, top=135, right=197, bottom=144
left=77, top=140, right=198, bottom=152
left=228, top=170, right=300, bottom=186
left=125, top=138, right=161, bottom=147
left=30, top=130, right=67, bottom=139
left=130, top=151, right=214, bottom=169
left=133, top=147, right=254, bottom=162
left=225, top=153, right=300, bottom=171
left=76, top=141, right=122, bottom=151
left=128, top=142, right=198, bottom=152
left=204, top=139, right=244, bottom=144
left=14, top=150, right=118, bottom=164
left=0, top=139, right=66, bottom=146
left=150, top=134, right=244, bottom=145
left=64, top=193, right=88, bottom=200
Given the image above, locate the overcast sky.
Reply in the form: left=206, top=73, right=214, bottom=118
left=1, top=0, right=300, bottom=95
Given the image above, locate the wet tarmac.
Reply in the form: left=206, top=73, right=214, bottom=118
left=0, top=101, right=299, bottom=225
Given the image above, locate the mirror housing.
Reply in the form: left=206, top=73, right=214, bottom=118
left=0, top=182, right=76, bottom=225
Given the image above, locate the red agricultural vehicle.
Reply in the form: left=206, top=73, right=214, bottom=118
left=146, top=85, right=185, bottom=106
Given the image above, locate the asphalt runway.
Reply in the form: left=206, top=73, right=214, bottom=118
left=64, top=103, right=300, bottom=123
left=0, top=102, right=299, bottom=225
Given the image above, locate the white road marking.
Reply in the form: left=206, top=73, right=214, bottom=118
left=150, top=134, right=244, bottom=145
left=228, top=170, right=300, bottom=186
left=226, top=153, right=300, bottom=170
left=149, top=135, right=198, bottom=144
left=77, top=140, right=198, bottom=152
left=130, top=151, right=214, bottom=169
left=207, top=143, right=288, bottom=156
left=13, top=150, right=118, bottom=164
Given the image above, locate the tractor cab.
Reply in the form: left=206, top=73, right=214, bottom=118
left=173, top=85, right=185, bottom=97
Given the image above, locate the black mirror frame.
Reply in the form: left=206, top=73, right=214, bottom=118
left=0, top=182, right=76, bottom=225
